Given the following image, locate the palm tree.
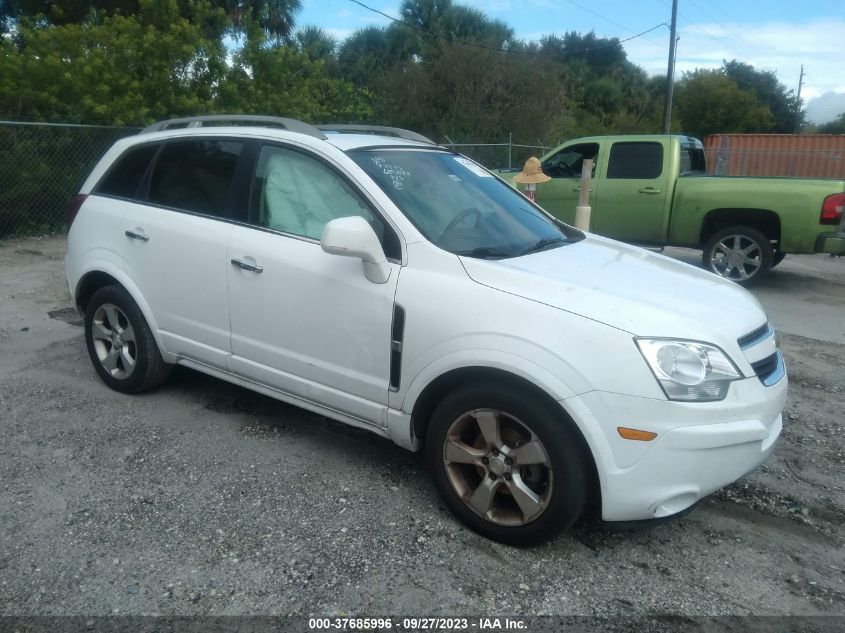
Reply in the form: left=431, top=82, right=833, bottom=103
left=296, top=25, right=337, bottom=62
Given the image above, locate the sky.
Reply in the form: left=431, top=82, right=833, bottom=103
left=298, top=0, right=845, bottom=123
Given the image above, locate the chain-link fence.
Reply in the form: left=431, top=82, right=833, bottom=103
left=0, top=121, right=141, bottom=238
left=441, top=137, right=554, bottom=171
left=0, top=121, right=553, bottom=238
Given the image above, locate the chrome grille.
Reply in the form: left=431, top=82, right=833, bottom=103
left=738, top=321, right=785, bottom=387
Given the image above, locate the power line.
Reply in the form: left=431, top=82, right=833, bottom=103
left=346, top=0, right=667, bottom=57
left=564, top=0, right=666, bottom=50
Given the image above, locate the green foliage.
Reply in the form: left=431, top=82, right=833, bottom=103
left=817, top=113, right=845, bottom=134
left=0, top=0, right=229, bottom=125
left=376, top=42, right=566, bottom=142
left=218, top=43, right=371, bottom=122
left=723, top=59, right=801, bottom=132
left=675, top=69, right=774, bottom=139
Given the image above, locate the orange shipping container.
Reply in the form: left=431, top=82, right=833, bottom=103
left=703, top=134, right=845, bottom=179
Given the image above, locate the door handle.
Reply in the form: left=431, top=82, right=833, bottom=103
left=638, top=187, right=662, bottom=194
left=231, top=257, right=263, bottom=273
left=571, top=187, right=593, bottom=192
left=124, top=229, right=149, bottom=242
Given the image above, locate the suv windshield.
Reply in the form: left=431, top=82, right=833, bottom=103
left=350, top=149, right=579, bottom=258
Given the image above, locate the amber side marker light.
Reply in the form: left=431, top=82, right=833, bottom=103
left=617, top=427, right=658, bottom=441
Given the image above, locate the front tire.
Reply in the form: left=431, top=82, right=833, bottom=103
left=702, top=225, right=774, bottom=284
left=426, top=383, right=589, bottom=545
left=84, top=285, right=172, bottom=393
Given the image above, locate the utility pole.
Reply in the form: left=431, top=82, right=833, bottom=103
left=661, top=0, right=679, bottom=134
left=795, top=64, right=805, bottom=133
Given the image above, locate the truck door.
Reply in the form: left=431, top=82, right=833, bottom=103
left=531, top=142, right=600, bottom=224
left=591, top=140, right=670, bottom=244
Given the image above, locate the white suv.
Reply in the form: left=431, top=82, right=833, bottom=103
left=65, top=115, right=787, bottom=544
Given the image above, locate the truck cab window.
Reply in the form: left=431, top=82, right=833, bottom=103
left=607, top=142, right=663, bottom=179
left=542, top=143, right=599, bottom=178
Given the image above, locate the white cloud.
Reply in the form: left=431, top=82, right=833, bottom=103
left=805, top=90, right=845, bottom=124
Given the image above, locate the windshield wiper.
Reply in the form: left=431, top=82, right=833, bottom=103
left=517, top=237, right=567, bottom=256
left=455, top=246, right=515, bottom=259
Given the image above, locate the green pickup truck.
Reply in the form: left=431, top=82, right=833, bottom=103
left=502, top=134, right=845, bottom=283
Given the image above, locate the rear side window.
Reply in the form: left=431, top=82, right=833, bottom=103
left=148, top=139, right=243, bottom=217
left=607, top=142, right=663, bottom=179
left=95, top=143, right=157, bottom=199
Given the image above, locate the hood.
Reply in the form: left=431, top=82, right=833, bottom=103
left=459, top=234, right=768, bottom=343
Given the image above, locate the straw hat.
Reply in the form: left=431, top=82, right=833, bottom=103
left=513, top=156, right=551, bottom=184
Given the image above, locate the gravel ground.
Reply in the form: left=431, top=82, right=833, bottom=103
left=1, top=236, right=843, bottom=617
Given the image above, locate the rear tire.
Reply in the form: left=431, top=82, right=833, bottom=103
left=426, top=382, right=589, bottom=545
left=702, top=225, right=774, bottom=285
left=84, top=285, right=172, bottom=393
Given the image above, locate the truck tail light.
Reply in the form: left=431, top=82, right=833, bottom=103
left=820, top=193, right=845, bottom=225
left=65, top=194, right=88, bottom=230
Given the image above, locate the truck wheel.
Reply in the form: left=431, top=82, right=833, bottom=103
left=703, top=226, right=774, bottom=284
left=84, top=285, right=172, bottom=393
left=426, top=382, right=589, bottom=545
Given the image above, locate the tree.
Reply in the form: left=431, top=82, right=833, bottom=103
left=723, top=59, right=801, bottom=132
left=675, top=69, right=774, bottom=139
left=296, top=25, right=337, bottom=62
left=817, top=113, right=845, bottom=134
left=218, top=42, right=371, bottom=122
left=223, top=0, right=302, bottom=45
left=0, top=0, right=229, bottom=125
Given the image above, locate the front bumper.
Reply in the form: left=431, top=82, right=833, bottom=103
left=563, top=372, right=787, bottom=522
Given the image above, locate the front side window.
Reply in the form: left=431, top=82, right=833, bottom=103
left=249, top=145, right=400, bottom=258
left=607, top=142, right=663, bottom=179
left=541, top=143, right=599, bottom=179
left=350, top=149, right=580, bottom=259
left=95, top=143, right=158, bottom=200
left=147, top=139, right=243, bottom=216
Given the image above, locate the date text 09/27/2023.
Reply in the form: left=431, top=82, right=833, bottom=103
left=308, top=617, right=528, bottom=630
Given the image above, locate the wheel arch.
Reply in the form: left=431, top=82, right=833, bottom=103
left=74, top=265, right=169, bottom=360
left=408, top=365, right=603, bottom=517
left=699, top=208, right=781, bottom=246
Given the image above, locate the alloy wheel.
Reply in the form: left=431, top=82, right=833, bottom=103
left=91, top=303, right=137, bottom=379
left=442, top=408, right=553, bottom=526
left=709, top=234, right=764, bottom=281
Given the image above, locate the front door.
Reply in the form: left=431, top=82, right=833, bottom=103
left=226, top=144, right=401, bottom=425
left=591, top=140, right=670, bottom=244
left=533, top=142, right=600, bottom=223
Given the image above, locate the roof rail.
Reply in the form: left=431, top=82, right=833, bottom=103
left=140, top=115, right=326, bottom=139
left=316, top=124, right=436, bottom=145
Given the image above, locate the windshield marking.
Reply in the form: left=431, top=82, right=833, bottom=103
left=371, top=156, right=411, bottom=190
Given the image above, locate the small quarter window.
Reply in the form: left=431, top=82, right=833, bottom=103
left=607, top=142, right=663, bottom=179
left=148, top=139, right=243, bottom=217
left=95, top=144, right=157, bottom=199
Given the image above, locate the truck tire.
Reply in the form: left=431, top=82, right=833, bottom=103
left=702, top=226, right=774, bottom=285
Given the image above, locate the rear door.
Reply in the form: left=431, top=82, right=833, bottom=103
left=533, top=142, right=600, bottom=223
left=119, top=137, right=246, bottom=368
left=590, top=140, right=671, bottom=243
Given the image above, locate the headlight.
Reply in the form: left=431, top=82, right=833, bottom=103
left=636, top=338, right=742, bottom=402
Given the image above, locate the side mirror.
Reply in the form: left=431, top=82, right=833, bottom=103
left=321, top=216, right=391, bottom=284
